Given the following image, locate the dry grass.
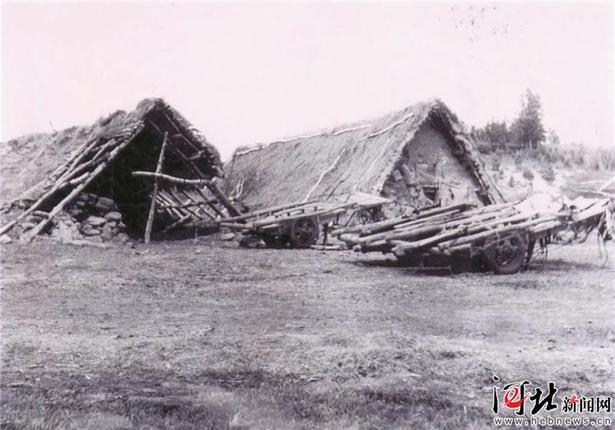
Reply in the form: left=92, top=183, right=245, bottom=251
left=224, top=99, right=493, bottom=210
left=1, top=237, right=614, bottom=429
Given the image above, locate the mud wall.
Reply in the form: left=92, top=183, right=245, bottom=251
left=381, top=121, right=483, bottom=216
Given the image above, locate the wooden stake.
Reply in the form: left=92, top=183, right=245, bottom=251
left=144, top=132, right=169, bottom=244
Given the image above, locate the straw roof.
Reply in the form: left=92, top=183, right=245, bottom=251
left=0, top=98, right=222, bottom=205
left=225, top=98, right=503, bottom=209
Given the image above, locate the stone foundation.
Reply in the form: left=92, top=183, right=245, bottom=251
left=18, top=193, right=130, bottom=244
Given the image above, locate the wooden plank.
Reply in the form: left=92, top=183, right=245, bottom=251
left=144, top=132, right=169, bottom=244
left=223, top=199, right=321, bottom=223
left=435, top=216, right=557, bottom=251
left=177, top=188, right=216, bottom=220
left=191, top=185, right=226, bottom=218
left=251, top=204, right=352, bottom=228
left=156, top=192, right=185, bottom=219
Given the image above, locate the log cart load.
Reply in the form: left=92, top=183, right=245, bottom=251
left=332, top=196, right=615, bottom=274
left=219, top=194, right=389, bottom=248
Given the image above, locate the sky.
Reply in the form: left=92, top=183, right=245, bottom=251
left=1, top=1, right=613, bottom=160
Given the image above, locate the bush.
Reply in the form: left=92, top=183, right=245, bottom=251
left=541, top=166, right=555, bottom=182
left=475, top=140, right=496, bottom=155
left=522, top=168, right=534, bottom=180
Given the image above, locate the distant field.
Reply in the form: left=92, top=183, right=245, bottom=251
left=1, top=238, right=614, bottom=429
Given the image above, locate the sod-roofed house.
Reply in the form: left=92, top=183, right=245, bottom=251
left=225, top=99, right=504, bottom=216
left=0, top=98, right=238, bottom=242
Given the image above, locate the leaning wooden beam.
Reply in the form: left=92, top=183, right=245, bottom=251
left=148, top=120, right=210, bottom=178
left=147, top=121, right=242, bottom=217
left=60, top=138, right=120, bottom=181
left=191, top=185, right=226, bottom=218
left=156, top=192, right=185, bottom=219
left=20, top=133, right=142, bottom=242
left=157, top=201, right=211, bottom=210
left=204, top=180, right=241, bottom=217
left=162, top=214, right=192, bottom=234
left=144, top=132, right=169, bottom=244
left=598, top=176, right=615, bottom=192
left=132, top=171, right=211, bottom=185
left=176, top=188, right=215, bottom=221
left=49, top=137, right=101, bottom=184
left=2, top=125, right=147, bottom=237
left=165, top=192, right=199, bottom=219
left=5, top=138, right=98, bottom=208
left=161, top=111, right=202, bottom=154
left=0, top=161, right=97, bottom=236
left=23, top=165, right=107, bottom=241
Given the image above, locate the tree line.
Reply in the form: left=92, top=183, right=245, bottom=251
left=471, top=89, right=615, bottom=170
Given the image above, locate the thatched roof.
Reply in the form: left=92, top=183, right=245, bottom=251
left=0, top=98, right=222, bottom=205
left=225, top=98, right=503, bottom=209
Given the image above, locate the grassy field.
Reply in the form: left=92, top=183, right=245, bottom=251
left=1, top=238, right=614, bottom=429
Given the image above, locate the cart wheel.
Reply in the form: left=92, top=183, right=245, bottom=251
left=484, top=233, right=528, bottom=275
left=262, top=234, right=289, bottom=248
left=289, top=218, right=319, bottom=248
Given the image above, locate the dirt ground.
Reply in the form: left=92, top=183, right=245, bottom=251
left=1, top=237, right=614, bottom=429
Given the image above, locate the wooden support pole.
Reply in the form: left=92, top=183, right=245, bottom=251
left=192, top=185, right=226, bottom=218
left=144, top=132, right=169, bottom=244
left=5, top=130, right=144, bottom=240
left=156, top=192, right=185, bottom=219
left=204, top=180, right=242, bottom=217
left=132, top=171, right=210, bottom=186
left=177, top=188, right=216, bottom=220
left=162, top=214, right=192, bottom=234
left=22, top=163, right=109, bottom=242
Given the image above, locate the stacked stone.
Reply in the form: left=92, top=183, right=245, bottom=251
left=62, top=193, right=129, bottom=243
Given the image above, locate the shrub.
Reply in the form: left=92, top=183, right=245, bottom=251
left=522, top=168, right=534, bottom=180
left=541, top=166, right=555, bottom=182
left=475, top=140, right=495, bottom=155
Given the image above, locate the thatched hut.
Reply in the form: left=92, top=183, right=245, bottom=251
left=0, top=98, right=237, bottom=242
left=225, top=99, right=503, bottom=216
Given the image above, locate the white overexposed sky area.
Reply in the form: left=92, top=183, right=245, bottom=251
left=1, top=1, right=613, bottom=160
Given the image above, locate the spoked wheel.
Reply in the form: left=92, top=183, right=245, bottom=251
left=262, top=234, right=289, bottom=248
left=289, top=218, right=319, bottom=248
left=484, top=233, right=528, bottom=275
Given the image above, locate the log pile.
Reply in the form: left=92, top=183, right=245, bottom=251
left=218, top=193, right=390, bottom=248
left=334, top=197, right=614, bottom=259
left=219, top=200, right=354, bottom=233
left=220, top=192, right=389, bottom=234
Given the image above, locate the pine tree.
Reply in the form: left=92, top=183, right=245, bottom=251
left=511, top=89, right=545, bottom=150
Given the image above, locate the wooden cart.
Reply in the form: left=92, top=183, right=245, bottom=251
left=220, top=193, right=389, bottom=248
left=333, top=197, right=614, bottom=274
